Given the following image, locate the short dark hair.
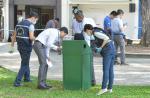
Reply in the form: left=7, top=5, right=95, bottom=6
left=74, top=10, right=84, bottom=17
left=117, top=9, right=124, bottom=15
left=28, top=11, right=39, bottom=18
left=60, top=27, right=68, bottom=34
left=84, top=24, right=93, bottom=32
left=110, top=11, right=117, bottom=16
left=55, top=18, right=59, bottom=22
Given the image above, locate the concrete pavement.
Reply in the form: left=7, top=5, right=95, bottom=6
left=0, top=43, right=150, bottom=85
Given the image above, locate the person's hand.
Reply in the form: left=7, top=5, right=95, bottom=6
left=57, top=46, right=62, bottom=55
left=95, top=47, right=102, bottom=53
left=46, top=58, right=53, bottom=68
left=57, top=46, right=62, bottom=51
left=8, top=46, right=14, bottom=53
left=47, top=57, right=50, bottom=61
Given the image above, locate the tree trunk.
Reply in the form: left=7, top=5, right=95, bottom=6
left=141, top=0, right=150, bottom=46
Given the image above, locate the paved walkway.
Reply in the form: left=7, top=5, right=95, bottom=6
left=0, top=43, right=150, bottom=85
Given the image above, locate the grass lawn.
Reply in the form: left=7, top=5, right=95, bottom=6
left=0, top=67, right=150, bottom=98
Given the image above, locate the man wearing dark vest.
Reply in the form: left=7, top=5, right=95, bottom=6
left=11, top=12, right=38, bottom=87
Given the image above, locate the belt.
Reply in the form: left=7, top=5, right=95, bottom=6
left=35, top=40, right=43, bottom=45
left=35, top=40, right=46, bottom=47
left=114, top=33, right=124, bottom=35
left=103, top=40, right=111, bottom=48
left=35, top=40, right=40, bottom=43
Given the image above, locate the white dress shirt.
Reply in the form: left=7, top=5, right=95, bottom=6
left=83, top=32, right=91, bottom=47
left=72, top=17, right=96, bottom=34
left=36, top=28, right=60, bottom=58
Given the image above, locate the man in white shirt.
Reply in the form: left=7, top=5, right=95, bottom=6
left=72, top=10, right=96, bottom=34
left=33, top=27, right=68, bottom=89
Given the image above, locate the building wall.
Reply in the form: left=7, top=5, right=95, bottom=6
left=56, top=0, right=62, bottom=27
left=62, top=0, right=140, bottom=40
left=3, top=0, right=9, bottom=41
left=9, top=0, right=14, bottom=31
left=14, top=0, right=56, bottom=6
left=77, top=4, right=138, bottom=40
left=2, top=0, right=62, bottom=41
left=13, top=0, right=61, bottom=27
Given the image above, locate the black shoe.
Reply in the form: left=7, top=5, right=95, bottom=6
left=120, top=63, right=129, bottom=65
left=37, top=85, right=50, bottom=89
left=45, top=84, right=52, bottom=88
left=91, top=80, right=96, bottom=86
left=14, top=83, right=23, bottom=87
left=114, top=61, right=120, bottom=65
left=92, top=82, right=96, bottom=86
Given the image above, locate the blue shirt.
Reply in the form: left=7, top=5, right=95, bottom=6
left=111, top=17, right=123, bottom=34
left=104, top=16, right=111, bottom=32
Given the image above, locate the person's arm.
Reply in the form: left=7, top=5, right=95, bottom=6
left=101, top=38, right=109, bottom=48
left=72, top=19, right=76, bottom=35
left=11, top=31, right=16, bottom=47
left=94, top=32, right=109, bottom=48
left=29, top=24, right=35, bottom=41
left=105, top=18, right=111, bottom=31
left=119, top=19, right=124, bottom=32
left=9, top=31, right=16, bottom=53
left=46, top=32, right=58, bottom=58
left=45, top=47, right=51, bottom=59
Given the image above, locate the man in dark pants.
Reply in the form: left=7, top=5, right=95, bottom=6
left=33, top=27, right=68, bottom=89
left=11, top=12, right=38, bottom=87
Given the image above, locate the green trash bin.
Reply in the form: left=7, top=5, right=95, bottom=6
left=63, top=40, right=92, bottom=90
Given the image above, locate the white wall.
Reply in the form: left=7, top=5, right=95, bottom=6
left=74, top=4, right=138, bottom=39
left=3, top=0, right=9, bottom=42
left=61, top=0, right=70, bottom=28
left=14, top=0, right=56, bottom=6
left=66, top=0, right=139, bottom=40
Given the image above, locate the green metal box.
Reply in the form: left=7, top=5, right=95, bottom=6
left=63, top=40, right=92, bottom=90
